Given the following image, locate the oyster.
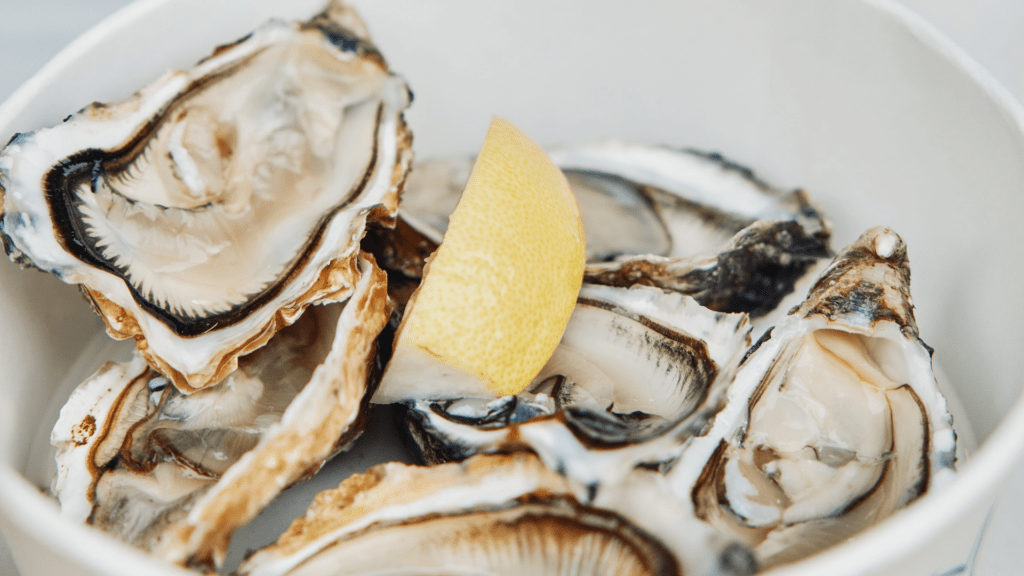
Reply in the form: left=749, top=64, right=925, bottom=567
left=239, top=453, right=757, bottom=576
left=0, top=2, right=413, bottom=392
left=50, top=255, right=390, bottom=570
left=548, top=142, right=829, bottom=259
left=385, top=283, right=751, bottom=490
left=669, top=227, right=957, bottom=568
left=395, top=142, right=830, bottom=316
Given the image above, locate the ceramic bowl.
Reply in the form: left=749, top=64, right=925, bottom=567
left=1, top=1, right=1023, bottom=574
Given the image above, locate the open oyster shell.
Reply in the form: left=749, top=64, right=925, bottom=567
left=240, top=453, right=757, bottom=576
left=669, top=227, right=957, bottom=569
left=388, top=283, right=751, bottom=491
left=395, top=142, right=830, bottom=317
left=548, top=142, right=829, bottom=255
left=50, top=255, right=390, bottom=570
left=0, top=2, right=413, bottom=393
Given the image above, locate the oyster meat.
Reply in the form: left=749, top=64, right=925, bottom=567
left=395, top=142, right=831, bottom=317
left=391, top=283, right=751, bottom=490
left=670, top=227, right=957, bottom=568
left=0, top=2, right=413, bottom=392
left=50, top=255, right=390, bottom=570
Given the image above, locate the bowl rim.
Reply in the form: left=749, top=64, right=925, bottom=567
left=1, top=0, right=1023, bottom=575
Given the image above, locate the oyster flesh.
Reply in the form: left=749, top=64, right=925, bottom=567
left=671, top=227, right=957, bottom=568
left=240, top=453, right=757, bottom=576
left=385, top=282, right=751, bottom=491
left=0, top=2, right=413, bottom=392
left=50, top=255, right=390, bottom=570
left=395, top=142, right=831, bottom=316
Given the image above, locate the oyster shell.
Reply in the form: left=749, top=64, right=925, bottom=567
left=0, top=2, right=413, bottom=393
left=395, top=142, right=830, bottom=316
left=50, top=255, right=390, bottom=570
left=548, top=142, right=829, bottom=258
left=240, top=453, right=757, bottom=576
left=669, top=227, right=957, bottom=568
left=387, top=283, right=751, bottom=491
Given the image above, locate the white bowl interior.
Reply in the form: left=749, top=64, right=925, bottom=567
left=2, top=0, right=1023, bottom=574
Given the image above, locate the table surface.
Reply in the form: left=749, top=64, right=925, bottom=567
left=0, top=1, right=1022, bottom=575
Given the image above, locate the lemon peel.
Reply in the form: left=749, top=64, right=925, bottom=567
left=375, top=117, right=585, bottom=401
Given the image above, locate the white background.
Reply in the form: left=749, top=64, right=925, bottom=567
left=0, top=1, right=1021, bottom=574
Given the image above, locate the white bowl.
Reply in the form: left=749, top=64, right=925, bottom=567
left=2, top=0, right=1023, bottom=574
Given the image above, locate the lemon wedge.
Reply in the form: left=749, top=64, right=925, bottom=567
left=373, top=117, right=586, bottom=402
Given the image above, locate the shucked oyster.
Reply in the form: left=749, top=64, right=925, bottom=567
left=548, top=142, right=829, bottom=259
left=670, top=227, right=957, bottom=569
left=391, top=283, right=751, bottom=491
left=51, top=255, right=390, bottom=570
left=396, top=142, right=831, bottom=317
left=0, top=2, right=413, bottom=393
left=240, top=453, right=757, bottom=576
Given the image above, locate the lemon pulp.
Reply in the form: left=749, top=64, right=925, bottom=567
left=374, top=117, right=585, bottom=401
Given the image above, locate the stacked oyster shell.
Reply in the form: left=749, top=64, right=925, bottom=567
left=2, top=1, right=411, bottom=570
left=351, top=141, right=957, bottom=574
left=0, top=2, right=956, bottom=575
